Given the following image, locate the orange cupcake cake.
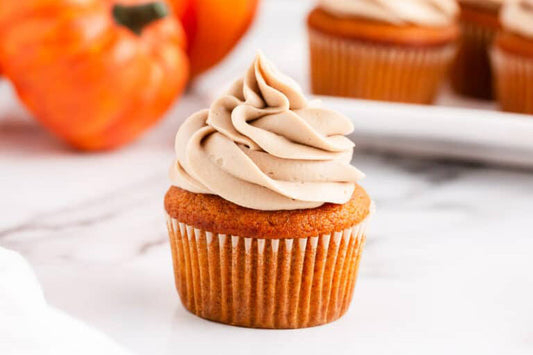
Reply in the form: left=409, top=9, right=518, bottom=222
left=308, top=0, right=460, bottom=104
left=451, top=0, right=513, bottom=99
left=491, top=0, right=533, bottom=114
left=165, top=53, right=373, bottom=328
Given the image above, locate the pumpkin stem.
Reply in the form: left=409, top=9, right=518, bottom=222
left=113, top=2, right=169, bottom=35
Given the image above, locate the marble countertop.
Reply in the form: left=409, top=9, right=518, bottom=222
left=3, top=85, right=533, bottom=355
left=1, top=1, right=533, bottom=354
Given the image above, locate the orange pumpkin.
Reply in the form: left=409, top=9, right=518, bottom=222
left=170, top=0, right=259, bottom=77
left=0, top=0, right=189, bottom=150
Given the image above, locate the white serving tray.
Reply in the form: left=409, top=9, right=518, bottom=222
left=317, top=93, right=533, bottom=169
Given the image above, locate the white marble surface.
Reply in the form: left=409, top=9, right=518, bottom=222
left=2, top=1, right=533, bottom=354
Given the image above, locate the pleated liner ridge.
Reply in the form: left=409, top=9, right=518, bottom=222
left=166, top=215, right=370, bottom=328
left=309, top=29, right=457, bottom=104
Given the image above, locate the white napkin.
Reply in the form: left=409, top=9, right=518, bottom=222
left=0, top=247, right=132, bottom=355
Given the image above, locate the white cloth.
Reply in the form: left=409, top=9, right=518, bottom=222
left=0, top=247, right=131, bottom=355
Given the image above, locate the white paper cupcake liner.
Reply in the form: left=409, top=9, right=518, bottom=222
left=166, top=213, right=371, bottom=329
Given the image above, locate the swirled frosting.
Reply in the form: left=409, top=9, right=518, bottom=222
left=318, top=0, right=459, bottom=27
left=169, top=53, right=364, bottom=211
left=501, top=0, right=533, bottom=38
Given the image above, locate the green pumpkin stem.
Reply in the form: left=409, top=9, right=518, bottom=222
left=113, top=2, right=169, bottom=35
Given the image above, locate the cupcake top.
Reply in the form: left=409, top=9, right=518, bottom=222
left=170, top=53, right=364, bottom=211
left=318, top=0, right=459, bottom=27
left=501, top=0, right=533, bottom=38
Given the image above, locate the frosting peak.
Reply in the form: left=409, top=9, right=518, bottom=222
left=319, top=0, right=459, bottom=27
left=170, top=53, right=364, bottom=211
left=501, top=0, right=533, bottom=39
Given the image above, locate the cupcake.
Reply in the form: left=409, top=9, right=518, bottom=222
left=491, top=0, right=533, bottom=114
left=307, top=0, right=460, bottom=104
left=165, top=53, right=373, bottom=329
left=450, top=0, right=512, bottom=99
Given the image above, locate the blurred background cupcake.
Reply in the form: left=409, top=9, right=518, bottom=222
left=307, top=0, right=460, bottom=104
left=450, top=0, right=513, bottom=100
left=491, top=0, right=533, bottom=114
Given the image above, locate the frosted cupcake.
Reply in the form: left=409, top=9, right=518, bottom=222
left=451, top=0, right=515, bottom=99
left=165, top=53, right=373, bottom=328
left=491, top=0, right=533, bottom=114
left=307, top=0, right=460, bottom=104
